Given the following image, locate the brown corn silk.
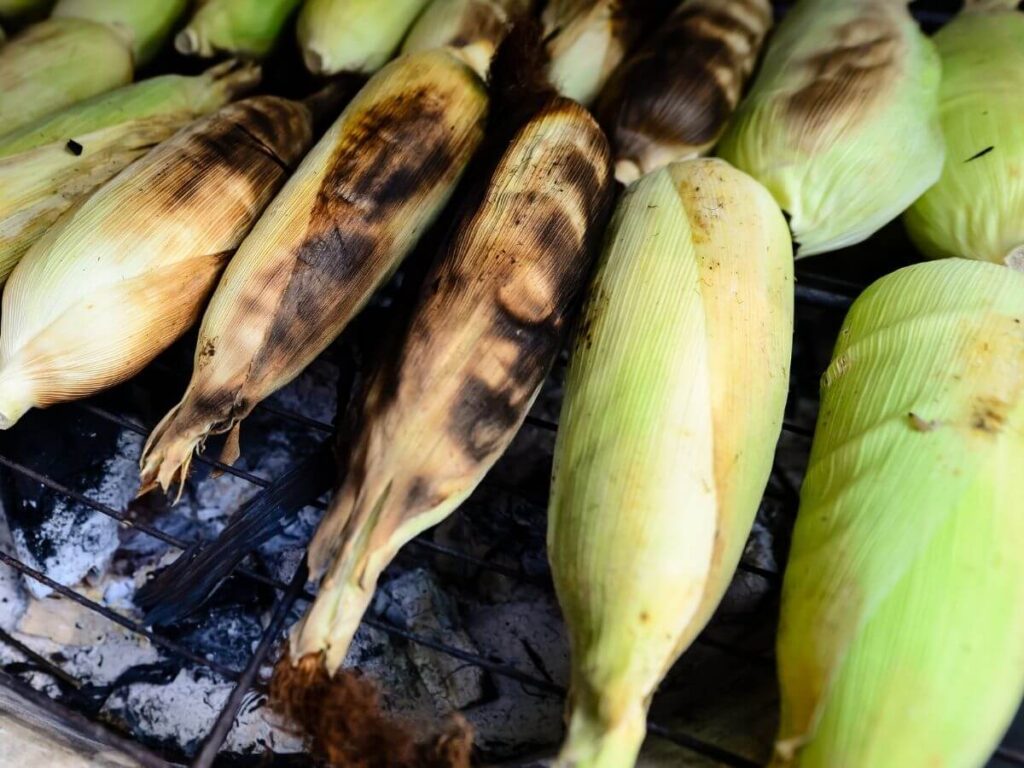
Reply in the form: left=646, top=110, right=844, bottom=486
left=138, top=49, right=489, bottom=495
left=598, top=0, right=772, bottom=184
left=287, top=95, right=613, bottom=678
left=0, top=97, right=314, bottom=429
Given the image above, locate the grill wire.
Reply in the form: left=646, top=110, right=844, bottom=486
left=1, top=5, right=1022, bottom=766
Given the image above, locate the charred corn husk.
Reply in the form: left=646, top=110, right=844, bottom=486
left=0, top=96, right=315, bottom=429
left=904, top=1, right=1024, bottom=269
left=772, top=258, right=1024, bottom=768
left=0, top=120, right=173, bottom=285
left=0, top=60, right=260, bottom=157
left=717, top=0, right=944, bottom=257
left=176, top=0, right=303, bottom=59
left=138, top=49, right=488, bottom=495
left=542, top=0, right=642, bottom=106
left=52, top=0, right=188, bottom=65
left=402, top=0, right=531, bottom=72
left=297, top=0, right=432, bottom=75
left=597, top=0, right=772, bottom=185
left=290, top=97, right=613, bottom=675
left=0, top=19, right=133, bottom=136
left=549, top=158, right=793, bottom=768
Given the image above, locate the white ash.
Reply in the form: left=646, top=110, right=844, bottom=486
left=12, top=431, right=141, bottom=600
left=0, top=514, right=27, bottom=633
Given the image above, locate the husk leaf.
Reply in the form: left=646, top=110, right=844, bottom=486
left=175, top=0, right=303, bottom=59
left=52, top=0, right=189, bottom=65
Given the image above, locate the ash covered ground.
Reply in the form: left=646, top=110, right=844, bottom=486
left=0, top=321, right=819, bottom=766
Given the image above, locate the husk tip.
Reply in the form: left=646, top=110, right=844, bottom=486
left=175, top=28, right=200, bottom=55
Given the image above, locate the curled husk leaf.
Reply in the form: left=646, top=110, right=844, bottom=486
left=597, top=0, right=773, bottom=184
left=288, top=95, right=613, bottom=677
left=138, top=49, right=489, bottom=496
left=0, top=96, right=316, bottom=429
left=542, top=0, right=644, bottom=106
left=549, top=158, right=793, bottom=768
left=297, top=0, right=433, bottom=75
left=52, top=0, right=189, bottom=65
left=175, top=0, right=303, bottom=59
left=717, top=0, right=944, bottom=257
left=0, top=60, right=261, bottom=157
left=0, top=19, right=133, bottom=136
left=773, top=258, right=1024, bottom=767
left=904, top=1, right=1024, bottom=269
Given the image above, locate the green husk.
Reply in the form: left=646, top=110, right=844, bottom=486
left=0, top=60, right=260, bottom=158
left=549, top=158, right=793, bottom=768
left=717, top=0, right=945, bottom=257
left=773, top=258, right=1024, bottom=767
left=904, top=0, right=1024, bottom=269
left=0, top=119, right=172, bottom=284
left=175, top=0, right=303, bottom=59
left=0, top=18, right=133, bottom=136
left=52, top=0, right=188, bottom=65
left=0, top=0, right=51, bottom=19
left=296, top=0, right=433, bottom=75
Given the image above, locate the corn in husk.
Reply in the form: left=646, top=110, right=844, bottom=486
left=904, top=0, right=1024, bottom=269
left=52, top=0, right=188, bottom=65
left=717, top=0, right=944, bottom=257
left=542, top=0, right=643, bottom=106
left=289, top=96, right=613, bottom=675
left=176, top=0, right=303, bottom=59
left=0, top=0, right=50, bottom=19
left=138, top=49, right=488, bottom=495
left=296, top=0, right=432, bottom=75
left=597, top=0, right=772, bottom=184
left=0, top=19, right=133, bottom=137
left=773, top=258, right=1024, bottom=768
left=0, top=96, right=316, bottom=429
left=549, top=158, right=793, bottom=768
left=402, top=0, right=532, bottom=73
left=0, top=60, right=260, bottom=157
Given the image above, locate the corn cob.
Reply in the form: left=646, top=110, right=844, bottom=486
left=0, top=96, right=316, bottom=430
left=138, top=48, right=488, bottom=496
left=289, top=95, right=612, bottom=677
left=904, top=0, right=1024, bottom=269
left=0, top=60, right=260, bottom=157
left=175, top=0, right=303, bottom=59
left=773, top=258, right=1024, bottom=768
left=0, top=19, right=133, bottom=137
left=297, top=0, right=433, bottom=75
left=717, top=0, right=944, bottom=257
left=402, top=0, right=532, bottom=74
left=542, top=0, right=643, bottom=106
left=549, top=158, right=793, bottom=768
left=52, top=0, right=188, bottom=66
left=0, top=120, right=173, bottom=286
left=0, top=0, right=51, bottom=19
left=597, top=0, right=772, bottom=184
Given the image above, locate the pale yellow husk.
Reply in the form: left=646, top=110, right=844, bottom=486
left=401, top=0, right=531, bottom=73
left=773, top=258, right=1024, bottom=767
left=0, top=97, right=316, bottom=429
left=0, top=118, right=174, bottom=286
left=296, top=0, right=433, bottom=75
left=0, top=18, right=133, bottom=137
left=52, top=0, right=189, bottom=65
left=549, top=158, right=793, bottom=768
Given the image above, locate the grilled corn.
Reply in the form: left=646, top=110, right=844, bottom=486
left=773, top=258, right=1024, bottom=768
left=52, top=0, right=188, bottom=65
left=542, top=0, right=642, bottom=106
left=297, top=0, right=433, bottom=75
left=0, top=96, right=316, bottom=429
left=0, top=19, right=133, bottom=136
left=904, top=0, right=1024, bottom=269
left=0, top=60, right=260, bottom=157
left=289, top=95, right=613, bottom=675
left=138, top=48, right=488, bottom=496
left=717, top=0, right=944, bottom=257
left=597, top=0, right=772, bottom=184
left=549, top=158, right=793, bottom=768
left=0, top=0, right=50, bottom=19
left=402, top=0, right=531, bottom=73
left=176, top=0, right=303, bottom=59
